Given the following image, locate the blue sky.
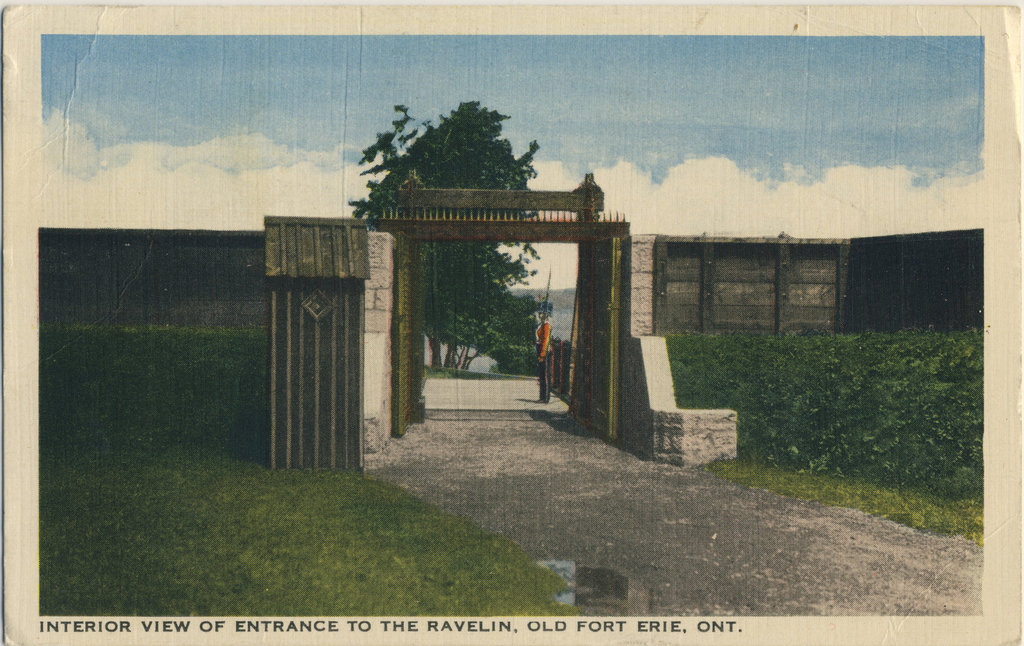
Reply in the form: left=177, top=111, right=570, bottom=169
left=43, top=34, right=983, bottom=185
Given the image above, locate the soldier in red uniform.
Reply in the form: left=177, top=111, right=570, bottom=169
left=536, top=301, right=553, bottom=403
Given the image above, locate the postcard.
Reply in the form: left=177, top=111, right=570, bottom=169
left=3, top=5, right=1020, bottom=646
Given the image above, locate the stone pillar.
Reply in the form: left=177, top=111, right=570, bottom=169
left=630, top=235, right=657, bottom=336
left=364, top=232, right=394, bottom=453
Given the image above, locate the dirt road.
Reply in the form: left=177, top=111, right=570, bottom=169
left=366, top=379, right=982, bottom=616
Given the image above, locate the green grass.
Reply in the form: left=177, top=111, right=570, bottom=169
left=39, top=324, right=575, bottom=616
left=424, top=366, right=531, bottom=380
left=41, top=449, right=576, bottom=616
left=705, top=459, right=983, bottom=546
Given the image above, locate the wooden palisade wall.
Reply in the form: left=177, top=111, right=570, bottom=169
left=652, top=237, right=849, bottom=335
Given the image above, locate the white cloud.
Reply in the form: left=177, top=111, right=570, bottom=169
left=40, top=120, right=369, bottom=230
left=40, top=123, right=986, bottom=253
left=533, top=157, right=987, bottom=239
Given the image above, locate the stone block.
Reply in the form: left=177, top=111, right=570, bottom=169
left=366, top=233, right=394, bottom=290
left=375, top=287, right=392, bottom=312
left=364, top=416, right=389, bottom=454
left=631, top=235, right=657, bottom=273
left=652, top=409, right=737, bottom=467
left=631, top=277, right=653, bottom=337
left=364, top=308, right=391, bottom=334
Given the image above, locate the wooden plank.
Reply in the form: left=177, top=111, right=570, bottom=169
left=396, top=187, right=603, bottom=211
left=297, top=287, right=306, bottom=467
left=318, top=227, right=333, bottom=278
left=376, top=219, right=628, bottom=242
left=606, top=236, right=622, bottom=442
left=270, top=289, right=278, bottom=469
left=779, top=305, right=836, bottom=328
left=700, top=243, right=714, bottom=332
left=787, top=265, right=838, bottom=284
left=713, top=261, right=775, bottom=282
left=409, top=239, right=425, bottom=424
left=665, top=281, right=701, bottom=305
left=652, top=239, right=668, bottom=335
left=786, top=283, right=836, bottom=306
left=298, top=226, right=317, bottom=277
left=265, top=225, right=282, bottom=275
left=351, top=226, right=369, bottom=279
left=390, top=234, right=411, bottom=437
left=660, top=305, right=701, bottom=332
left=712, top=300, right=774, bottom=332
left=713, top=282, right=775, bottom=306
left=313, top=308, right=321, bottom=469
left=714, top=251, right=774, bottom=269
left=775, top=244, right=791, bottom=335
left=790, top=246, right=837, bottom=261
left=665, top=247, right=701, bottom=279
left=331, top=289, right=338, bottom=469
left=332, top=225, right=347, bottom=280
left=835, top=244, right=850, bottom=333
left=791, top=256, right=838, bottom=281
left=265, top=217, right=369, bottom=279
left=712, top=304, right=774, bottom=319
left=285, top=290, right=293, bottom=468
left=709, top=319, right=775, bottom=333
left=341, top=284, right=350, bottom=468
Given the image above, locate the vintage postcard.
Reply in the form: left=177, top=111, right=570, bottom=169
left=3, top=5, right=1021, bottom=646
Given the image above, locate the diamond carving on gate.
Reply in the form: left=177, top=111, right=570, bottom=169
left=302, top=289, right=333, bottom=320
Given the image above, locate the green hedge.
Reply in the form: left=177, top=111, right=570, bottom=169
left=40, top=325, right=266, bottom=459
left=667, top=332, right=983, bottom=500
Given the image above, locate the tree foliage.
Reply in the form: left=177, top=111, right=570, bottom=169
left=351, top=102, right=541, bottom=371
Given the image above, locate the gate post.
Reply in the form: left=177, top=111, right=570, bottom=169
left=265, top=217, right=369, bottom=470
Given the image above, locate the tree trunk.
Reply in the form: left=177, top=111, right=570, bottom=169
left=443, top=344, right=457, bottom=369
left=428, top=337, right=442, bottom=368
left=461, top=350, right=479, bottom=371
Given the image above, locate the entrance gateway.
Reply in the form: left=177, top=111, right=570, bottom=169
left=376, top=174, right=629, bottom=443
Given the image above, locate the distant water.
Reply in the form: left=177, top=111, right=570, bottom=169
left=424, top=287, right=575, bottom=374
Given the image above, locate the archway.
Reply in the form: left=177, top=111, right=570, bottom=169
left=376, top=174, right=629, bottom=443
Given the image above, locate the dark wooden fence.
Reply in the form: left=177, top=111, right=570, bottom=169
left=844, top=229, right=983, bottom=332
left=652, top=237, right=849, bottom=335
left=39, top=228, right=264, bottom=327
left=651, top=230, right=982, bottom=336
left=40, top=228, right=983, bottom=336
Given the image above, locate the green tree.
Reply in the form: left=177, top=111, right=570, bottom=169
left=351, top=102, right=541, bottom=371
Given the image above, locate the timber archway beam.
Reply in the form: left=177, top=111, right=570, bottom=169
left=375, top=173, right=627, bottom=242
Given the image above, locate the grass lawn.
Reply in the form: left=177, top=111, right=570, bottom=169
left=705, top=459, right=983, bottom=546
left=39, top=325, right=574, bottom=616
left=40, top=448, right=576, bottom=616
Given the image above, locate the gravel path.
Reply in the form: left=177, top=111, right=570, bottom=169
left=366, top=380, right=982, bottom=616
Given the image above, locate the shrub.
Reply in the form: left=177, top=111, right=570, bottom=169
left=39, top=325, right=266, bottom=459
left=667, top=331, right=983, bottom=500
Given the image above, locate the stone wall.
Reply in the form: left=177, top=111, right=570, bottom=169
left=364, top=232, right=393, bottom=453
left=631, top=336, right=737, bottom=467
left=617, top=336, right=654, bottom=459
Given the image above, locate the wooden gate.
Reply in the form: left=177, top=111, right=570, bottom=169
left=378, top=174, right=628, bottom=443
left=569, top=237, right=623, bottom=442
left=390, top=232, right=425, bottom=437
left=265, top=217, right=368, bottom=470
